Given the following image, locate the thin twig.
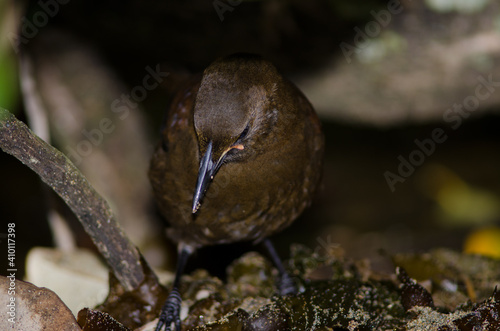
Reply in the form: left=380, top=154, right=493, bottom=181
left=19, top=53, right=77, bottom=252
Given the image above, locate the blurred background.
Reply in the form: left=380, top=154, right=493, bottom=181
left=1, top=0, right=500, bottom=282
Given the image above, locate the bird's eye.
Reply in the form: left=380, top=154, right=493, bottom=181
left=238, top=124, right=250, bottom=141
left=226, top=124, right=249, bottom=157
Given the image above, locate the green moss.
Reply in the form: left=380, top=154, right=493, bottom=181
left=163, top=246, right=500, bottom=330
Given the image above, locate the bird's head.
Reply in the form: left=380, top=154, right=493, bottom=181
left=191, top=54, right=281, bottom=213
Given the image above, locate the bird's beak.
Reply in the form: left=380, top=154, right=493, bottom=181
left=192, top=141, right=219, bottom=214
left=192, top=140, right=245, bottom=214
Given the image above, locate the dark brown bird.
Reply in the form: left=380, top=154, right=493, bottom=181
left=149, top=54, right=324, bottom=331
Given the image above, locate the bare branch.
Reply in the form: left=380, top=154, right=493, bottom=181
left=0, top=108, right=145, bottom=291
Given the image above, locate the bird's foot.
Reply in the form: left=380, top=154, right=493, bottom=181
left=278, top=271, right=298, bottom=296
left=155, top=288, right=182, bottom=331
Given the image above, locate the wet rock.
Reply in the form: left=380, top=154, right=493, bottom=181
left=397, top=267, right=435, bottom=311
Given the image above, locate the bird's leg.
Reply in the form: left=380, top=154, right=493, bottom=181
left=262, top=238, right=297, bottom=296
left=155, top=244, right=194, bottom=331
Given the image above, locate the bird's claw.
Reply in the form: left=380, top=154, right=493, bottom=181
left=278, top=272, right=298, bottom=296
left=155, top=288, right=182, bottom=331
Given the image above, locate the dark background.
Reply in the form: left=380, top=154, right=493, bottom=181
left=1, top=0, right=500, bottom=278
